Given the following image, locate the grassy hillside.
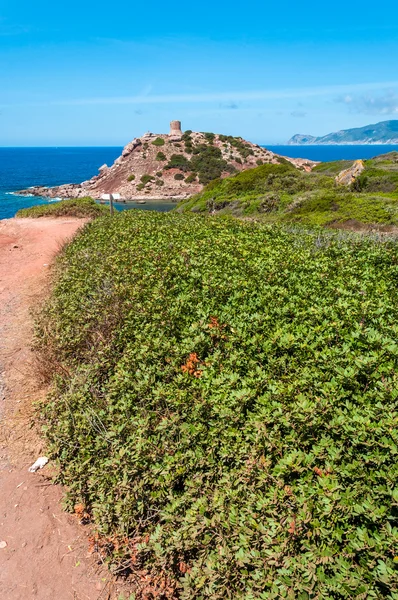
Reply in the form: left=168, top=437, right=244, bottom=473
left=177, top=152, right=398, bottom=228
left=37, top=210, right=398, bottom=598
left=16, top=197, right=109, bottom=218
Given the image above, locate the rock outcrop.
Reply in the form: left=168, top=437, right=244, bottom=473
left=18, top=122, right=317, bottom=201
left=335, top=160, right=365, bottom=186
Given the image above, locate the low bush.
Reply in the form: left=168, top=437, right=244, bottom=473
left=16, top=197, right=108, bottom=218
left=203, top=132, right=215, bottom=143
left=127, top=174, right=135, bottom=182
left=185, top=173, right=197, bottom=183
left=38, top=211, right=398, bottom=598
left=156, top=152, right=167, bottom=162
left=165, top=154, right=191, bottom=172
left=140, top=174, right=154, bottom=185
left=151, top=137, right=165, bottom=146
left=174, top=173, right=185, bottom=180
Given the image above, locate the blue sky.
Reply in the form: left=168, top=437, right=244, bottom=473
left=1, top=0, right=398, bottom=145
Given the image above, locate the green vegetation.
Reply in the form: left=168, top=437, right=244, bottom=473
left=182, top=131, right=194, bottom=154
left=140, top=174, right=155, bottom=185
left=156, top=151, right=167, bottom=162
left=16, top=197, right=108, bottom=218
left=127, top=174, right=135, bottom=182
left=174, top=173, right=185, bottom=180
left=185, top=173, right=197, bottom=183
left=203, top=131, right=215, bottom=143
left=39, top=211, right=398, bottom=597
left=218, top=134, right=255, bottom=158
left=151, top=137, right=165, bottom=146
left=165, top=153, right=191, bottom=172
left=190, top=145, right=236, bottom=185
left=178, top=153, right=398, bottom=228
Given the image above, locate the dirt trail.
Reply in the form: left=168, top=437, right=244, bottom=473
left=0, top=218, right=112, bottom=599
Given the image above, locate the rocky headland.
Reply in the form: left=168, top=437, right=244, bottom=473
left=18, top=122, right=316, bottom=202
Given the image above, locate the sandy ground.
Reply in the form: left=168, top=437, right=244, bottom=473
left=0, top=218, right=115, bottom=599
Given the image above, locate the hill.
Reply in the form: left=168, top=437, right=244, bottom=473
left=177, top=151, right=398, bottom=229
left=288, top=119, right=398, bottom=145
left=17, top=122, right=315, bottom=202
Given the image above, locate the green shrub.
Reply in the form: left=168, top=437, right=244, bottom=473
left=37, top=211, right=398, bottom=598
left=140, top=174, right=154, bottom=185
left=16, top=197, right=108, bottom=218
left=136, top=183, right=145, bottom=191
left=151, top=137, right=165, bottom=146
left=190, top=145, right=231, bottom=185
left=185, top=173, right=197, bottom=183
left=155, top=179, right=164, bottom=186
left=165, top=154, right=191, bottom=172
left=174, top=173, right=184, bottom=180
left=203, top=132, right=215, bottom=143
left=156, top=171, right=163, bottom=177
left=256, top=158, right=263, bottom=165
left=127, top=174, right=135, bottom=182
left=156, top=151, right=167, bottom=161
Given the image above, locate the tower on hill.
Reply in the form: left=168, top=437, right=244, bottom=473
left=169, top=120, right=183, bottom=140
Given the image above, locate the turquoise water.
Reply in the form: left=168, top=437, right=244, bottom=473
left=2, top=145, right=398, bottom=219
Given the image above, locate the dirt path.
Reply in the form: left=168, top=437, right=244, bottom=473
left=0, top=218, right=113, bottom=599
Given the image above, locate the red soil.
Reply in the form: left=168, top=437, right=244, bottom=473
left=0, top=218, right=115, bottom=599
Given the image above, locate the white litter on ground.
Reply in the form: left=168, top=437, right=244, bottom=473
left=28, top=457, right=49, bottom=473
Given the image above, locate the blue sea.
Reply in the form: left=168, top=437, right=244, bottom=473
left=1, top=145, right=398, bottom=220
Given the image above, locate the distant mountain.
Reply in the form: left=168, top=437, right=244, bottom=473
left=288, top=120, right=398, bottom=145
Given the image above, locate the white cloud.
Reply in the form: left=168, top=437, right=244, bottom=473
left=336, top=90, right=398, bottom=115
left=3, top=81, right=398, bottom=109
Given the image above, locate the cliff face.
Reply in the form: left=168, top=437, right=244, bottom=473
left=18, top=127, right=316, bottom=201
left=288, top=120, right=398, bottom=145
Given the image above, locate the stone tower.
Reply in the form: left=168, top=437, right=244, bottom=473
left=169, top=120, right=183, bottom=140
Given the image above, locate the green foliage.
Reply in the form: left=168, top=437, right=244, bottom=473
left=140, top=174, right=154, bottom=185
left=218, top=134, right=254, bottom=158
left=155, top=179, right=164, bottom=186
left=165, top=154, right=191, bottom=172
left=151, top=137, right=165, bottom=146
left=185, top=173, right=197, bottom=183
left=174, top=173, right=184, bottom=180
left=203, top=131, right=215, bottom=143
left=127, top=174, right=135, bottom=182
left=178, top=157, right=398, bottom=229
left=38, top=211, right=398, bottom=598
left=136, top=183, right=145, bottom=191
left=312, top=160, right=355, bottom=175
left=16, top=197, right=108, bottom=218
left=156, top=151, right=167, bottom=162
left=156, top=171, right=163, bottom=177
left=190, top=145, right=232, bottom=185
